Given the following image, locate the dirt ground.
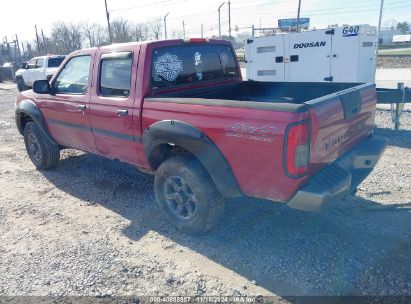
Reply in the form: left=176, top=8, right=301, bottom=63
left=0, top=84, right=410, bottom=299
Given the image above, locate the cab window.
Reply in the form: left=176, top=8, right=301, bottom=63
left=35, top=58, right=44, bottom=68
left=99, top=52, right=132, bottom=97
left=53, top=55, right=91, bottom=95
left=27, top=59, right=37, bottom=69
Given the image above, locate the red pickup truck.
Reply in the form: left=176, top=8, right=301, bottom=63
left=15, top=38, right=387, bottom=233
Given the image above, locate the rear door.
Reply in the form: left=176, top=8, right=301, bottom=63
left=288, top=30, right=332, bottom=82
left=246, top=35, right=285, bottom=81
left=88, top=48, right=143, bottom=165
left=306, top=83, right=376, bottom=169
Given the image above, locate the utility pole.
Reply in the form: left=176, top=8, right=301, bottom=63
left=87, top=25, right=95, bottom=47
left=41, top=29, right=47, bottom=54
left=228, top=0, right=231, bottom=39
left=218, top=2, right=225, bottom=38
left=296, top=0, right=302, bottom=32
left=182, top=21, right=186, bottom=39
left=201, top=24, right=204, bottom=38
left=104, top=0, right=113, bottom=44
left=164, top=12, right=170, bottom=39
left=34, top=25, right=41, bottom=55
left=15, top=34, right=21, bottom=65
left=21, top=42, right=26, bottom=58
left=375, top=0, right=384, bottom=81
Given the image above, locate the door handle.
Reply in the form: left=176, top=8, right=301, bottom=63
left=116, top=109, right=128, bottom=116
left=77, top=104, right=86, bottom=111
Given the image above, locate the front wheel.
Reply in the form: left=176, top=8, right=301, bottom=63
left=23, top=122, right=60, bottom=169
left=16, top=77, right=29, bottom=92
left=154, top=155, right=225, bottom=234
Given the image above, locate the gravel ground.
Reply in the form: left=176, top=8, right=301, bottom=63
left=0, top=85, right=410, bottom=299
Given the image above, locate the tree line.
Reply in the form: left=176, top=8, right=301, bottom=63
left=36, top=18, right=166, bottom=55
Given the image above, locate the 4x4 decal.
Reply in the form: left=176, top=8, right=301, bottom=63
left=225, top=123, right=277, bottom=142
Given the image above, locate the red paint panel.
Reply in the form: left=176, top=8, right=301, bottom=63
left=142, top=101, right=309, bottom=202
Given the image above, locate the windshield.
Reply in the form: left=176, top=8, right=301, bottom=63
left=48, top=57, right=66, bottom=68
left=151, top=44, right=238, bottom=90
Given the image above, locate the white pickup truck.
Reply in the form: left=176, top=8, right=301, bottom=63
left=15, top=55, right=66, bottom=91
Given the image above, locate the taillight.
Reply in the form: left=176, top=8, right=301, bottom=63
left=284, top=121, right=310, bottom=177
left=183, top=38, right=209, bottom=43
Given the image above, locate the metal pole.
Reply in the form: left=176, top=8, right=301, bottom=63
left=201, top=24, right=204, bottom=38
left=21, top=42, right=26, bottom=58
left=252, top=25, right=255, bottom=37
left=41, top=29, right=47, bottom=54
left=15, top=34, right=21, bottom=66
left=296, top=0, right=302, bottom=32
left=104, top=0, right=113, bottom=44
left=394, top=82, right=404, bottom=131
left=35, top=25, right=41, bottom=55
left=375, top=0, right=384, bottom=82
left=183, top=21, right=186, bottom=39
left=228, top=1, right=231, bottom=39
left=87, top=25, right=95, bottom=47
left=218, top=2, right=225, bottom=38
left=164, top=12, right=170, bottom=40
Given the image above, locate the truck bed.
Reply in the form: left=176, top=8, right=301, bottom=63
left=150, top=81, right=363, bottom=105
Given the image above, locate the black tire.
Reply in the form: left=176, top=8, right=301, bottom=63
left=23, top=122, right=60, bottom=170
left=16, top=77, right=29, bottom=92
left=154, top=155, right=225, bottom=234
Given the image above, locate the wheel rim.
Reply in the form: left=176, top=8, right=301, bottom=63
left=163, top=176, right=198, bottom=220
left=27, top=133, right=42, bottom=163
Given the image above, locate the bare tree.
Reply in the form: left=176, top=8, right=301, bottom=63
left=133, top=22, right=150, bottom=41
left=111, top=19, right=132, bottom=43
left=81, top=22, right=108, bottom=47
left=383, top=19, right=398, bottom=30
left=170, top=30, right=184, bottom=39
left=148, top=18, right=162, bottom=40
left=49, top=22, right=82, bottom=54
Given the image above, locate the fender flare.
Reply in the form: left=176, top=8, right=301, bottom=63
left=142, top=120, right=242, bottom=198
left=15, top=99, right=57, bottom=145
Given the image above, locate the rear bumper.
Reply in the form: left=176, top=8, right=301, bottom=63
left=287, top=136, right=388, bottom=211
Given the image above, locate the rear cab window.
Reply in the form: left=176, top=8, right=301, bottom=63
left=48, top=57, right=66, bottom=68
left=151, top=44, right=238, bottom=90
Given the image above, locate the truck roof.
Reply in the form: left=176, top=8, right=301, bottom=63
left=73, top=39, right=233, bottom=55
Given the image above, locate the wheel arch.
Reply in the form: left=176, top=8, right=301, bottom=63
left=142, top=120, right=242, bottom=198
left=15, top=99, right=57, bottom=145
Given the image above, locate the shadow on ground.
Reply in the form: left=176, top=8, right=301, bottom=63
left=374, top=127, right=411, bottom=149
left=41, top=152, right=411, bottom=296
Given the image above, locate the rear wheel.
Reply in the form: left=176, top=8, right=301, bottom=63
left=154, top=155, right=225, bottom=234
left=23, top=122, right=60, bottom=169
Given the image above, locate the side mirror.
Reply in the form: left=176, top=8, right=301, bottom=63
left=21, top=62, right=27, bottom=69
left=33, top=80, right=51, bottom=94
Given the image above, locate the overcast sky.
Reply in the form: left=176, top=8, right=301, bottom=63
left=1, top=0, right=409, bottom=43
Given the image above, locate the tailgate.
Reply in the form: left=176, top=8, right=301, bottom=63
left=306, top=83, right=376, bottom=169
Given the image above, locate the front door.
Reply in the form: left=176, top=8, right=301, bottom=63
left=88, top=49, right=143, bottom=165
left=38, top=53, right=96, bottom=151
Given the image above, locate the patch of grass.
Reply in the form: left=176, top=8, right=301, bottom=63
left=378, top=48, right=411, bottom=55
